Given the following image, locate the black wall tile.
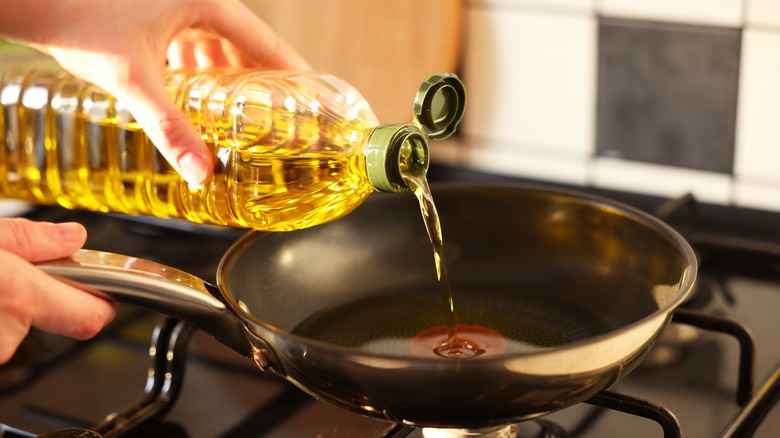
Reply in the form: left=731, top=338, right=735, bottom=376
left=596, top=17, right=741, bottom=174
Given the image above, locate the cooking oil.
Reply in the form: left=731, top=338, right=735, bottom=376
left=0, top=64, right=464, bottom=231
left=292, top=286, right=609, bottom=358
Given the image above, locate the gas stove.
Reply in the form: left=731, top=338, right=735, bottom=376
left=1, top=165, right=779, bottom=437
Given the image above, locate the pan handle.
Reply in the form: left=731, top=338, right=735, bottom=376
left=37, top=249, right=253, bottom=358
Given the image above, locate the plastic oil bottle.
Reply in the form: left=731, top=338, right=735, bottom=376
left=0, top=61, right=465, bottom=231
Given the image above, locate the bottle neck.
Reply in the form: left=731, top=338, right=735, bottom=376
left=364, top=124, right=430, bottom=193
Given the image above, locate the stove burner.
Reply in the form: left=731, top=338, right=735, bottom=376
left=417, top=421, right=572, bottom=438
left=37, top=428, right=102, bottom=438
left=394, top=420, right=567, bottom=438
left=419, top=424, right=518, bottom=438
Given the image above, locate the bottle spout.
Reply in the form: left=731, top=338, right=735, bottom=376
left=365, top=124, right=429, bottom=193
left=365, top=73, right=466, bottom=193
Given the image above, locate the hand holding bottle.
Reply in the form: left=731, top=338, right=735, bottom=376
left=0, top=219, right=117, bottom=364
left=0, top=0, right=310, bottom=185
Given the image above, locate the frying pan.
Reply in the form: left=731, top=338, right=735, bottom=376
left=38, top=183, right=697, bottom=428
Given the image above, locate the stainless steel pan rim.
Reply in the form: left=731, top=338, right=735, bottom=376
left=215, top=181, right=697, bottom=368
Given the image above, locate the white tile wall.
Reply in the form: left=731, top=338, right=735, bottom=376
left=460, top=4, right=596, bottom=185
left=454, top=0, right=780, bottom=210
left=734, top=29, right=780, bottom=184
left=734, top=28, right=780, bottom=211
left=745, top=0, right=780, bottom=29
left=599, top=0, right=743, bottom=27
left=734, top=180, right=780, bottom=213
left=464, top=138, right=591, bottom=185
left=592, top=158, right=732, bottom=204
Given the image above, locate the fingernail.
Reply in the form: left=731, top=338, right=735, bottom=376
left=54, top=222, right=86, bottom=243
left=178, top=151, right=210, bottom=186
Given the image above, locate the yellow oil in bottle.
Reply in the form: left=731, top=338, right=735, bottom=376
left=4, top=64, right=481, bottom=361
left=1, top=66, right=381, bottom=231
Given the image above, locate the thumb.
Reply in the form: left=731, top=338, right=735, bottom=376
left=0, top=218, right=87, bottom=262
left=120, top=70, right=213, bottom=185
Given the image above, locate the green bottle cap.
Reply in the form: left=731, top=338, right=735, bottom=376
left=413, top=73, right=466, bottom=140
left=365, top=124, right=429, bottom=193
left=365, top=73, right=466, bottom=193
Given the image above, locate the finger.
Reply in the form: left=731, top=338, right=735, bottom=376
left=172, top=29, right=263, bottom=69
left=220, top=40, right=260, bottom=68
left=0, top=218, right=86, bottom=262
left=0, top=250, right=117, bottom=363
left=167, top=38, right=197, bottom=69
left=120, top=64, right=213, bottom=185
left=199, top=1, right=310, bottom=70
left=193, top=36, right=230, bottom=68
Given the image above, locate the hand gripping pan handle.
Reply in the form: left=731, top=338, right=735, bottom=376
left=38, top=249, right=253, bottom=358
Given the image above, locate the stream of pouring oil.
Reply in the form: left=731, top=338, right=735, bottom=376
left=402, top=173, right=504, bottom=359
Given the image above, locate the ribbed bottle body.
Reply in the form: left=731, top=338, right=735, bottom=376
left=0, top=64, right=380, bottom=231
